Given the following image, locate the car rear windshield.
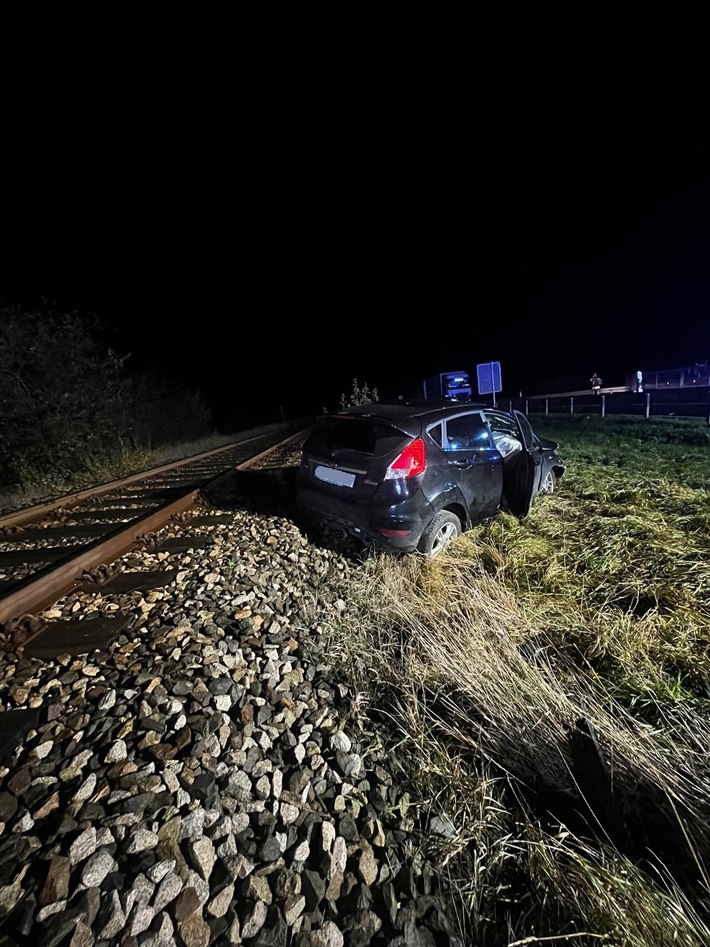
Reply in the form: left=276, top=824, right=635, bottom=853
left=307, top=418, right=408, bottom=457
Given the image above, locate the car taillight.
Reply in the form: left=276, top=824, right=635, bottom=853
left=385, top=437, right=426, bottom=480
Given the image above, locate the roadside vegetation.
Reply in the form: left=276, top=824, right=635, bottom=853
left=339, top=378, right=380, bottom=408
left=315, top=414, right=710, bottom=946
left=0, top=303, right=220, bottom=507
left=0, top=304, right=303, bottom=512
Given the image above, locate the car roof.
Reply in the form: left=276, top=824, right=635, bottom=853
left=331, top=400, right=500, bottom=425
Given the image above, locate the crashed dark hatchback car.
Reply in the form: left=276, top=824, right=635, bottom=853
left=295, top=401, right=565, bottom=556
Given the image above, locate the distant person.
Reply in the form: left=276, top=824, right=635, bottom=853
left=589, top=372, right=602, bottom=394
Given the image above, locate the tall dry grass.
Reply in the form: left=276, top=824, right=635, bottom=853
left=320, top=415, right=710, bottom=945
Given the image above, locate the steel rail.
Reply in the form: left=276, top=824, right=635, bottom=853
left=0, top=429, right=291, bottom=530
left=0, top=427, right=309, bottom=639
left=0, top=489, right=201, bottom=632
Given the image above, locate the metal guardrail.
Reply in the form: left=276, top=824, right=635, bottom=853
left=498, top=386, right=710, bottom=424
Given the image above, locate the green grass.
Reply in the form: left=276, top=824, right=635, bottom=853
left=318, top=414, right=710, bottom=946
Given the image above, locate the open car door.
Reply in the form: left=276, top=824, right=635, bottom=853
left=502, top=411, right=539, bottom=517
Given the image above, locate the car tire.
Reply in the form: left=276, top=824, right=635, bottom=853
left=540, top=470, right=557, bottom=495
left=417, top=511, right=461, bottom=557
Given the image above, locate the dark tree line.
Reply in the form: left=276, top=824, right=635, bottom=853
left=0, top=304, right=214, bottom=492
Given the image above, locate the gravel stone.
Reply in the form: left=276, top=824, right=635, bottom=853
left=0, top=476, right=460, bottom=945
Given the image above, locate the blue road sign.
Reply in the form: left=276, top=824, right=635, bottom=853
left=477, top=361, right=502, bottom=396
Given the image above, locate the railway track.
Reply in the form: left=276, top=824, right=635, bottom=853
left=0, top=424, right=308, bottom=659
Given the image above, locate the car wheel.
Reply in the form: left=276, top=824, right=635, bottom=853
left=540, top=470, right=557, bottom=495
left=417, top=511, right=461, bottom=556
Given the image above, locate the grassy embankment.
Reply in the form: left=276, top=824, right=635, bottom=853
left=318, top=414, right=710, bottom=946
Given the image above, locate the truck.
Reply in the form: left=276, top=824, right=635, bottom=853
left=416, top=371, right=473, bottom=402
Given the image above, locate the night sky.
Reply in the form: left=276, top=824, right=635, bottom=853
left=2, top=84, right=708, bottom=432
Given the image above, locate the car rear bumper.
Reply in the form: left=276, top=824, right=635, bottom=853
left=295, top=486, right=429, bottom=553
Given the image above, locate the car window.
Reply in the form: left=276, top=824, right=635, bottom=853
left=306, top=419, right=407, bottom=457
left=484, top=411, right=523, bottom=458
left=443, top=413, right=494, bottom=451
left=427, top=422, right=443, bottom=447
left=513, top=411, right=536, bottom=451
left=484, top=412, right=518, bottom=436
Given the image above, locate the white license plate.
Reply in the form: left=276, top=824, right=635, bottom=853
left=314, top=465, right=356, bottom=488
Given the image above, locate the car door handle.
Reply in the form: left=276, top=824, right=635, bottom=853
left=450, top=459, right=476, bottom=468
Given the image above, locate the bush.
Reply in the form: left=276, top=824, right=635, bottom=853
left=339, top=378, right=380, bottom=408
left=0, top=303, right=215, bottom=492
